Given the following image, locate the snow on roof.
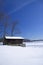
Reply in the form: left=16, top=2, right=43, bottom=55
left=5, top=36, right=24, bottom=39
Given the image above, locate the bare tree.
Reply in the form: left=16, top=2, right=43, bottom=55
left=0, top=0, right=21, bottom=38
left=11, top=21, right=21, bottom=36
left=0, top=12, right=21, bottom=38
left=11, top=21, right=18, bottom=36
left=0, top=12, right=8, bottom=38
left=3, top=19, right=8, bottom=37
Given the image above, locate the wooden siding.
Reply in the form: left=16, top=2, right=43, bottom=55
left=3, top=38, right=23, bottom=45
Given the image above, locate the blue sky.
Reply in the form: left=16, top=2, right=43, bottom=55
left=0, top=0, right=43, bottom=40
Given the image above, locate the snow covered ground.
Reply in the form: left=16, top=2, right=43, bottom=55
left=0, top=42, right=43, bottom=65
left=0, top=42, right=3, bottom=45
left=24, top=41, right=43, bottom=47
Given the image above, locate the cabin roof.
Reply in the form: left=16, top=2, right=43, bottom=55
left=5, top=36, right=24, bottom=39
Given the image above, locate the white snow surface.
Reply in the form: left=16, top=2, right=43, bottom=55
left=5, top=36, right=24, bottom=39
left=0, top=42, right=43, bottom=65
left=24, top=41, right=43, bottom=47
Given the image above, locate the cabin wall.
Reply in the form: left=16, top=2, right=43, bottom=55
left=3, top=39, right=23, bottom=45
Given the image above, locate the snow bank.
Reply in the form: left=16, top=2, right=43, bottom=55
left=0, top=42, right=3, bottom=45
left=23, top=41, right=43, bottom=47
left=0, top=45, right=43, bottom=65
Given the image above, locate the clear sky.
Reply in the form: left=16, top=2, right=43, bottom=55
left=0, top=0, right=43, bottom=40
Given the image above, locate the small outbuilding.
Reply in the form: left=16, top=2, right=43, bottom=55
left=3, top=36, right=24, bottom=46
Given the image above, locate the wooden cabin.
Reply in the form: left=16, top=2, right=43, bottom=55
left=3, top=36, right=24, bottom=46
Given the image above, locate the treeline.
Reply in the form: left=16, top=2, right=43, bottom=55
left=24, top=39, right=43, bottom=42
